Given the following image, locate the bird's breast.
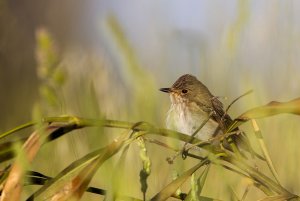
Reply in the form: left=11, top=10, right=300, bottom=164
left=166, top=102, right=220, bottom=141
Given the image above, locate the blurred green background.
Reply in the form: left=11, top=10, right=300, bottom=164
left=0, top=0, right=300, bottom=200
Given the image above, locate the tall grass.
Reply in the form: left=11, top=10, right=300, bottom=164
left=1, top=5, right=300, bottom=200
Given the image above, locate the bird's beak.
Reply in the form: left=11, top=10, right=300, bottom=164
left=159, top=88, right=171, bottom=93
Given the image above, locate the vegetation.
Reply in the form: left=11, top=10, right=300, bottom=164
left=1, top=8, right=300, bottom=201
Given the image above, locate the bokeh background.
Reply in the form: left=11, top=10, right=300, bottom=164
left=1, top=1, right=300, bottom=200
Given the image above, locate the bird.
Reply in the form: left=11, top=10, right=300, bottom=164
left=159, top=74, right=242, bottom=150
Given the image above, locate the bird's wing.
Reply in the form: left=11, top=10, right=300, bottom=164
left=210, top=98, right=233, bottom=131
left=210, top=97, right=257, bottom=157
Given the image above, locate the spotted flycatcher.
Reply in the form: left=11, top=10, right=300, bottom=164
left=160, top=74, right=234, bottom=142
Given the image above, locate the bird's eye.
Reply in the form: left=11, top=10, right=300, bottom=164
left=182, top=89, right=188, bottom=94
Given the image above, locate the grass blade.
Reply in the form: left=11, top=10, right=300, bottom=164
left=0, top=121, right=35, bottom=140
left=251, top=119, right=280, bottom=184
left=150, top=159, right=208, bottom=201
left=28, top=133, right=127, bottom=201
left=0, top=126, right=55, bottom=201
left=258, top=194, right=299, bottom=201
left=227, top=97, right=300, bottom=132
left=237, top=97, right=300, bottom=121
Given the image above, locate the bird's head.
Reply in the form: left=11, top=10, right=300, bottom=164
left=160, top=74, right=211, bottom=104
